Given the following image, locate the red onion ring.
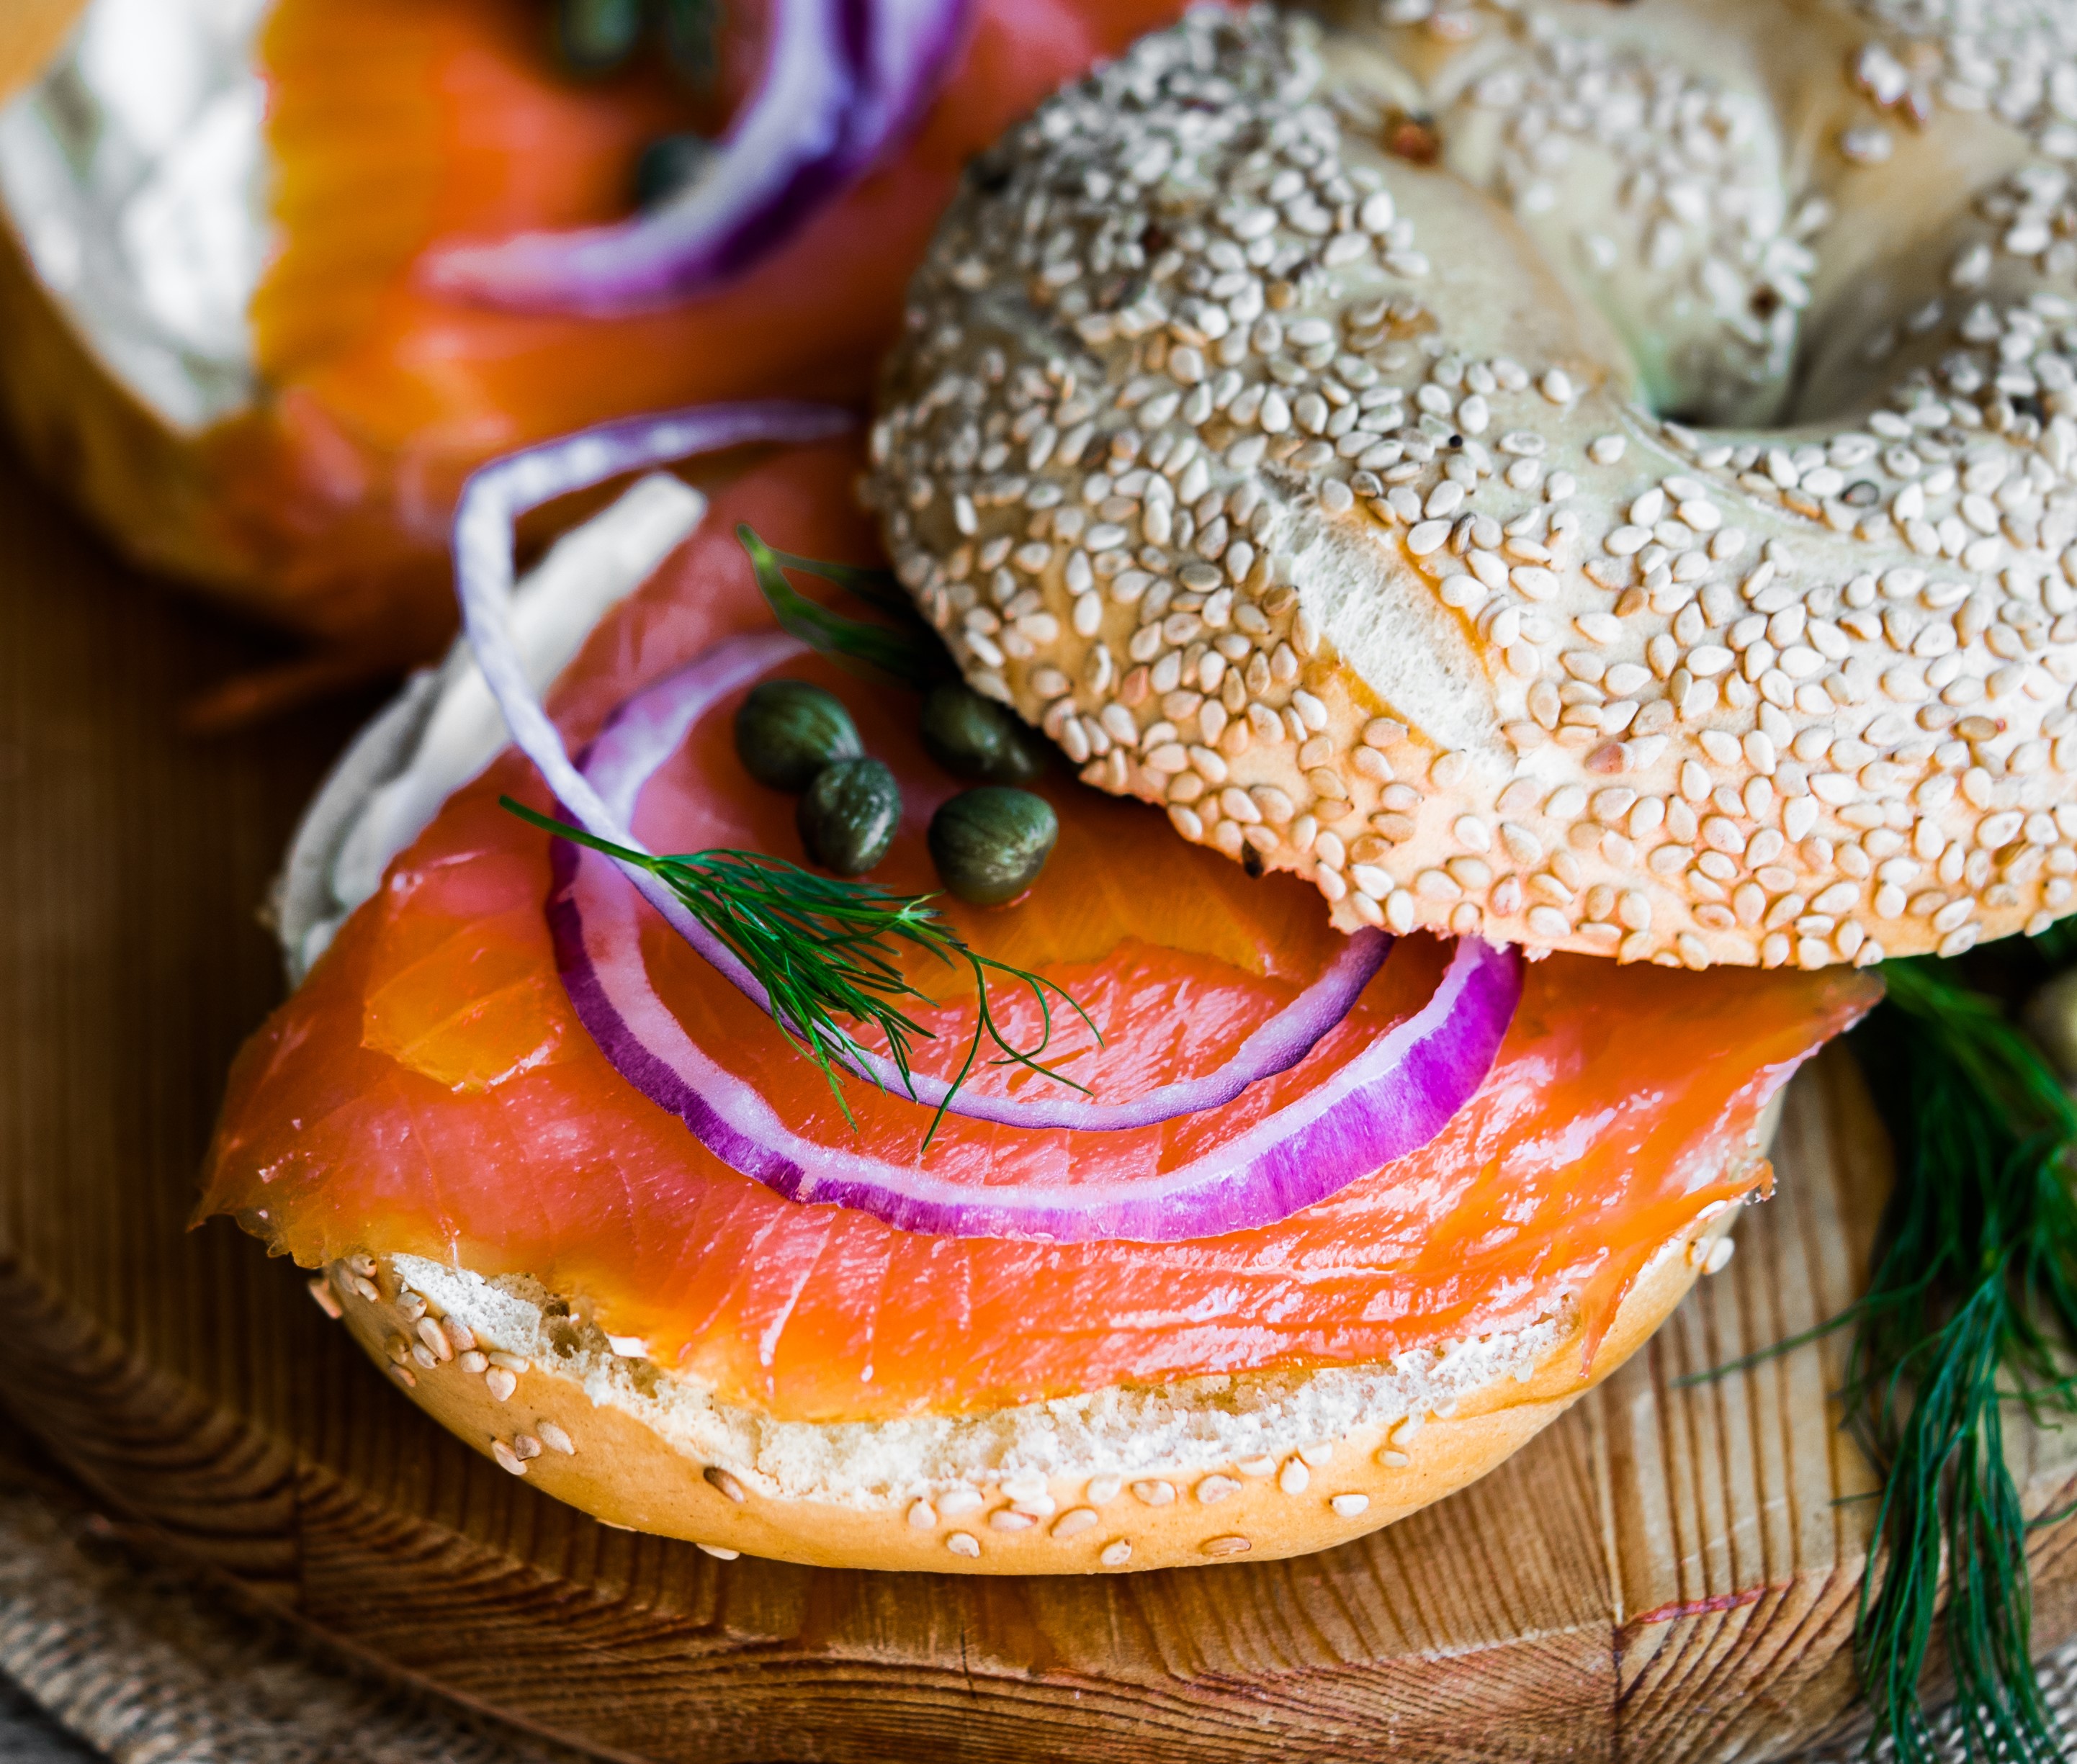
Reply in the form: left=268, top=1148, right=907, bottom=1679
left=562, top=633, right=1393, bottom=1126
left=545, top=636, right=1524, bottom=1241
left=421, top=0, right=974, bottom=315
left=449, top=406, right=1373, bottom=1125
left=452, top=400, right=853, bottom=973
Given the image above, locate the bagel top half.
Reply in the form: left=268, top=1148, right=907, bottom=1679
left=869, top=0, right=2077, bottom=970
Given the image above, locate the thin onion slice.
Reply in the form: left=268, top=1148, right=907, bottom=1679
left=557, top=838, right=1520, bottom=1241
left=422, top=0, right=974, bottom=315
left=452, top=400, right=853, bottom=966
left=546, top=635, right=1525, bottom=1241
left=565, top=634, right=1393, bottom=1128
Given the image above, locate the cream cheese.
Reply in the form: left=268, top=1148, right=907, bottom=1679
left=0, top=0, right=270, bottom=430
left=275, top=472, right=708, bottom=983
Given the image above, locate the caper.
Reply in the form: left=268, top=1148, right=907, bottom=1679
left=798, top=759, right=902, bottom=876
left=632, top=132, right=712, bottom=211
left=918, top=683, right=1049, bottom=785
left=655, top=0, right=719, bottom=81
left=550, top=0, right=645, bottom=76
left=735, top=680, right=863, bottom=791
left=928, top=788, right=1059, bottom=906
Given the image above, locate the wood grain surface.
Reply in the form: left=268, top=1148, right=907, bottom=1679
left=3, top=448, right=2077, bottom=1763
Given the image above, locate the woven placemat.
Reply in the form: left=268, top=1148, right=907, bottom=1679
left=0, top=1444, right=584, bottom=1764
left=0, top=1441, right=2065, bottom=1764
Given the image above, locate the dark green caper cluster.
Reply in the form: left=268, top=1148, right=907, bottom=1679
left=549, top=0, right=716, bottom=79
left=917, top=683, right=1058, bottom=904
left=735, top=680, right=898, bottom=877
left=733, top=677, right=1060, bottom=903
left=547, top=0, right=719, bottom=211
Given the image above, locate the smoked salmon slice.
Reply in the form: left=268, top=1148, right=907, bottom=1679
left=201, top=443, right=1878, bottom=1423
left=151, top=0, right=1187, bottom=660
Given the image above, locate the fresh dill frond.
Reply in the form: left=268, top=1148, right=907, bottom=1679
left=1676, top=927, right=2077, bottom=1760
left=503, top=798, right=1095, bottom=1144
left=1844, top=955, right=2077, bottom=1764
left=737, top=524, right=953, bottom=693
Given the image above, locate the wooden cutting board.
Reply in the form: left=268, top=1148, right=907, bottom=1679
left=4, top=450, right=2077, bottom=1764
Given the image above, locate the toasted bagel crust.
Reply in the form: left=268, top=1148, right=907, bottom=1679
left=320, top=1199, right=1739, bottom=1572
left=870, top=2, right=2077, bottom=971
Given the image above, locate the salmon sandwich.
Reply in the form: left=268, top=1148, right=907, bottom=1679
left=202, top=438, right=1869, bottom=1572
left=191, top=0, right=2056, bottom=1572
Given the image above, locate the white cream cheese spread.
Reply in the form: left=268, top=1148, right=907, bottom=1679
left=0, top=0, right=270, bottom=430
left=276, top=472, right=708, bottom=982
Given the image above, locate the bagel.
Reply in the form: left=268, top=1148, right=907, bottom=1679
left=210, top=455, right=1872, bottom=1572
left=869, top=0, right=2077, bottom=970
left=313, top=1199, right=1741, bottom=1572
left=0, top=0, right=1185, bottom=659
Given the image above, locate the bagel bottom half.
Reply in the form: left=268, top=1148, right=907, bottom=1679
left=314, top=1135, right=1765, bottom=1574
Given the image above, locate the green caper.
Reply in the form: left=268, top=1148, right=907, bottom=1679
left=551, top=0, right=645, bottom=77
left=655, top=0, right=720, bottom=81
left=919, top=682, right=1049, bottom=783
left=928, top=788, right=1059, bottom=906
left=632, top=132, right=712, bottom=211
left=798, top=759, right=903, bottom=876
left=735, top=680, right=863, bottom=792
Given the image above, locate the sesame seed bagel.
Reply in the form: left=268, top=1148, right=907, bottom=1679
left=869, top=0, right=2077, bottom=970
left=315, top=1190, right=1742, bottom=1572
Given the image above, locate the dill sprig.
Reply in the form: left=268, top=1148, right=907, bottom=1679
left=504, top=797, right=1095, bottom=1144
left=1677, top=936, right=2077, bottom=1758
left=1841, top=953, right=2077, bottom=1764
left=737, top=524, right=953, bottom=693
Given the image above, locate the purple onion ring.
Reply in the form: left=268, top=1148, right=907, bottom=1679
left=421, top=0, right=974, bottom=315
left=545, top=634, right=1525, bottom=1241
left=565, top=633, right=1392, bottom=1126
